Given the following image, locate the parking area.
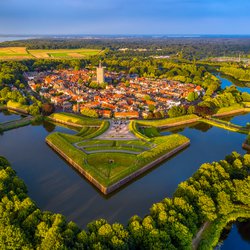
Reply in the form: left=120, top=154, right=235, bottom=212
left=97, top=120, right=137, bottom=140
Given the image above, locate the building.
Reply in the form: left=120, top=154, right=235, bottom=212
left=96, top=61, right=105, bottom=84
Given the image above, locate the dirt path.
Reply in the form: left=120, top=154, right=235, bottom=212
left=192, top=221, right=210, bottom=250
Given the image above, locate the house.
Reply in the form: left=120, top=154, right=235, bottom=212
left=114, top=111, right=139, bottom=119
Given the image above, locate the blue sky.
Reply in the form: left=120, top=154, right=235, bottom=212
left=0, top=0, right=250, bottom=35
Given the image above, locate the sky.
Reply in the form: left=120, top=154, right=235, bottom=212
left=0, top=0, right=250, bottom=35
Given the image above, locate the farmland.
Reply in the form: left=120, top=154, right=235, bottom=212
left=0, top=47, right=102, bottom=60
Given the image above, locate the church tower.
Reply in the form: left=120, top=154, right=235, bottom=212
left=96, top=61, right=106, bottom=84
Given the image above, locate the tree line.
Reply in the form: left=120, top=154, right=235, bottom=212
left=2, top=37, right=250, bottom=59
left=1, top=150, right=249, bottom=249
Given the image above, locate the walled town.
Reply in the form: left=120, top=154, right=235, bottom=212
left=25, top=66, right=204, bottom=119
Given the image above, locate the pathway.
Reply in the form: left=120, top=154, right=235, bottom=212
left=203, top=117, right=249, bottom=134
left=82, top=149, right=141, bottom=155
left=192, top=221, right=210, bottom=250
left=0, top=116, right=32, bottom=131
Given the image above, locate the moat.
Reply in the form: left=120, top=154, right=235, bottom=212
left=0, top=77, right=249, bottom=248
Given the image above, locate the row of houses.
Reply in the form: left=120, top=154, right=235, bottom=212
left=25, top=68, right=204, bottom=118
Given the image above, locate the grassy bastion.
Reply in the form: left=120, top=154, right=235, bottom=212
left=45, top=112, right=190, bottom=194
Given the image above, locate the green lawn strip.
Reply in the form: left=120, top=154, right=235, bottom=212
left=116, top=140, right=152, bottom=148
left=7, top=100, right=29, bottom=113
left=49, top=112, right=102, bottom=126
left=207, top=117, right=243, bottom=127
left=136, top=114, right=199, bottom=128
left=201, top=119, right=249, bottom=134
left=76, top=127, right=98, bottom=137
left=215, top=104, right=244, bottom=115
left=76, top=139, right=151, bottom=149
left=0, top=118, right=31, bottom=132
left=198, top=206, right=250, bottom=250
left=79, top=121, right=110, bottom=139
left=76, top=139, right=114, bottom=147
left=83, top=146, right=144, bottom=153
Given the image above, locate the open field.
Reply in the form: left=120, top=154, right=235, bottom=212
left=0, top=47, right=102, bottom=60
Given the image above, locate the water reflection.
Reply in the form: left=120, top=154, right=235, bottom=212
left=220, top=219, right=250, bottom=249
left=220, top=112, right=250, bottom=127
left=43, top=121, right=56, bottom=133
left=0, top=110, right=22, bottom=123
left=237, top=219, right=250, bottom=243
left=219, top=75, right=250, bottom=93
left=0, top=110, right=249, bottom=250
left=161, top=122, right=213, bottom=134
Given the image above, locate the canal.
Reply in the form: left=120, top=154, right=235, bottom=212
left=0, top=76, right=249, bottom=248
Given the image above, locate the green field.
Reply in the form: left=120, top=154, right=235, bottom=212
left=46, top=113, right=189, bottom=190
left=0, top=47, right=102, bottom=60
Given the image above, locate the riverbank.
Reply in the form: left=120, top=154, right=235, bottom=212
left=0, top=116, right=33, bottom=132
left=197, top=207, right=250, bottom=250
left=136, top=114, right=201, bottom=129
left=202, top=118, right=249, bottom=134
left=242, top=141, right=250, bottom=151
left=1, top=147, right=249, bottom=249
left=213, top=107, right=250, bottom=118
left=0, top=104, right=29, bottom=114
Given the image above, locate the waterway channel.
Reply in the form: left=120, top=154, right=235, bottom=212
left=0, top=76, right=249, bottom=248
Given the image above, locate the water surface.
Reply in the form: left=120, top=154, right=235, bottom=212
left=0, top=118, right=247, bottom=228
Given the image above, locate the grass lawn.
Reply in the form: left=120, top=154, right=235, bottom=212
left=46, top=129, right=189, bottom=188
left=139, top=126, right=160, bottom=138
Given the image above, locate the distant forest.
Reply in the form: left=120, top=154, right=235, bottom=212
left=1, top=38, right=250, bottom=59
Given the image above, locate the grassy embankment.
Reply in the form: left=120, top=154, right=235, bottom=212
left=135, top=114, right=200, bottom=128
left=0, top=47, right=102, bottom=60
left=47, top=132, right=189, bottom=187
left=213, top=103, right=250, bottom=117
left=46, top=112, right=189, bottom=190
left=6, top=100, right=29, bottom=114
left=201, top=117, right=249, bottom=134
left=0, top=117, right=32, bottom=132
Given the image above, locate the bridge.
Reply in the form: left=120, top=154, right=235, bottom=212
left=202, top=117, right=250, bottom=134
